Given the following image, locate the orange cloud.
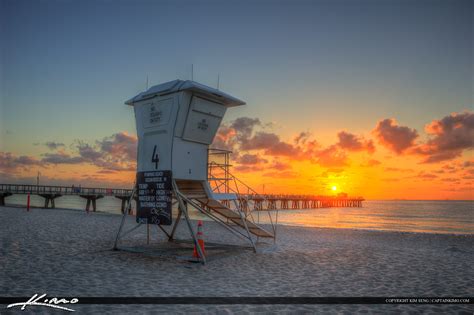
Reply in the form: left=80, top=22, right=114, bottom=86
left=337, top=131, right=375, bottom=153
left=362, top=159, right=381, bottom=167
left=373, top=118, right=418, bottom=154
left=313, top=145, right=348, bottom=168
left=413, top=111, right=474, bottom=163
left=236, top=153, right=268, bottom=165
left=294, top=131, right=311, bottom=144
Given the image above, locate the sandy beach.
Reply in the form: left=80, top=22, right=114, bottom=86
left=1, top=206, right=472, bottom=314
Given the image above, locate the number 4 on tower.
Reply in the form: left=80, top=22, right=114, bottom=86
left=152, top=145, right=159, bottom=169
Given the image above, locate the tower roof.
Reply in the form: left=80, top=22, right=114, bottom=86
left=125, top=79, right=246, bottom=107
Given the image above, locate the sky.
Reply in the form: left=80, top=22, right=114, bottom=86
left=0, top=0, right=472, bottom=199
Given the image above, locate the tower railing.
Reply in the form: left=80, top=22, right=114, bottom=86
left=207, top=161, right=278, bottom=239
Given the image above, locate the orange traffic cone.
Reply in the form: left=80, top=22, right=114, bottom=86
left=192, top=220, right=206, bottom=258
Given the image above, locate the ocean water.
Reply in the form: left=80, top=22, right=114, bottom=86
left=4, top=195, right=473, bottom=235
left=260, top=200, right=474, bottom=235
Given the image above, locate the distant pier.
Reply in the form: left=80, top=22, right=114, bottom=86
left=234, top=194, right=364, bottom=211
left=0, top=183, right=364, bottom=212
left=0, top=184, right=133, bottom=213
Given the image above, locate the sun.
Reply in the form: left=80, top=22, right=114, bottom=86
left=332, top=185, right=337, bottom=191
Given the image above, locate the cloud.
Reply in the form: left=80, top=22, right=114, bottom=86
left=442, top=164, right=457, bottom=171
left=77, top=142, right=103, bottom=161
left=236, top=154, right=268, bottom=165
left=44, top=141, right=65, bottom=150
left=384, top=167, right=414, bottom=173
left=212, top=125, right=236, bottom=150
left=463, top=175, right=474, bottom=181
left=233, top=165, right=265, bottom=173
left=294, top=131, right=311, bottom=144
left=37, top=133, right=137, bottom=172
left=214, top=116, right=375, bottom=171
left=213, top=117, right=260, bottom=151
left=362, top=159, right=381, bottom=167
left=72, top=132, right=137, bottom=171
left=1, top=132, right=135, bottom=178
left=241, top=132, right=300, bottom=156
left=97, top=132, right=137, bottom=162
left=373, top=118, right=418, bottom=154
left=215, top=117, right=371, bottom=170
left=372, top=111, right=473, bottom=164
left=96, top=169, right=118, bottom=174
left=337, top=131, right=375, bottom=153
left=413, top=171, right=438, bottom=180
left=21, top=132, right=137, bottom=172
left=231, top=117, right=261, bottom=140
left=418, top=151, right=460, bottom=163
left=0, top=152, right=43, bottom=173
left=463, top=160, right=473, bottom=168
left=214, top=118, right=303, bottom=171
left=441, top=178, right=460, bottom=183
left=413, top=111, right=474, bottom=163
left=313, top=145, right=348, bottom=168
left=326, top=168, right=345, bottom=173
left=42, top=152, right=84, bottom=164
left=270, top=160, right=292, bottom=171
left=215, top=117, right=300, bottom=157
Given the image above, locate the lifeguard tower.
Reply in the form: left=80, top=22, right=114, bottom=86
left=113, top=80, right=276, bottom=263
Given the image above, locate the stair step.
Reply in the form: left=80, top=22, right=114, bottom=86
left=175, top=180, right=274, bottom=238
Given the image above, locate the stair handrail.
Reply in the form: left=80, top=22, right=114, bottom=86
left=208, top=161, right=278, bottom=238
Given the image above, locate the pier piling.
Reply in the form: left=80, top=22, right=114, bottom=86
left=39, top=194, right=62, bottom=209
left=80, top=195, right=104, bottom=212
left=115, top=195, right=134, bottom=214
left=0, top=192, right=12, bottom=206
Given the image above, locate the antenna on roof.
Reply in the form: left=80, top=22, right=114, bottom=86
left=191, top=64, right=194, bottom=81
left=217, top=73, right=220, bottom=90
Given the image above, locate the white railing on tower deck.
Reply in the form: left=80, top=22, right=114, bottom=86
left=207, top=159, right=279, bottom=240
left=207, top=148, right=232, bottom=194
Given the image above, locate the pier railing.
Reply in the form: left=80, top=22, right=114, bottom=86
left=0, top=184, right=132, bottom=197
left=0, top=182, right=364, bottom=211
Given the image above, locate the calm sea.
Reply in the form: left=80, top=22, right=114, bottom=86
left=4, top=195, right=473, bottom=235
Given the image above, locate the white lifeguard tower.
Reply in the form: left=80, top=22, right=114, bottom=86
left=113, top=80, right=276, bottom=263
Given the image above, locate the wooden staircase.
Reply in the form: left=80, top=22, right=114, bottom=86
left=174, top=180, right=274, bottom=239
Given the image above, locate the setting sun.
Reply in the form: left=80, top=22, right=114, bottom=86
left=332, top=186, right=337, bottom=191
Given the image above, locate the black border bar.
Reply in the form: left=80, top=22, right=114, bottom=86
left=0, top=297, right=472, bottom=305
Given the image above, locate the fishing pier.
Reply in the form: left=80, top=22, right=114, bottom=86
left=0, top=183, right=363, bottom=212
left=239, top=195, right=364, bottom=211
left=0, top=184, right=132, bottom=212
